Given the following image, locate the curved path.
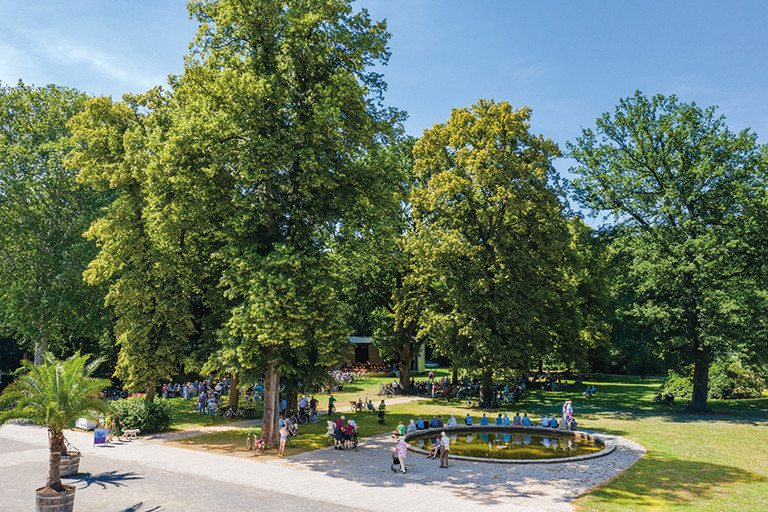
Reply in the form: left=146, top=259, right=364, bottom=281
left=0, top=420, right=644, bottom=512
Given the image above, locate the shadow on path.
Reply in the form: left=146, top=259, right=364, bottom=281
left=67, top=470, right=144, bottom=489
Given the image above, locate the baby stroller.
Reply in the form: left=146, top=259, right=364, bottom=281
left=391, top=451, right=406, bottom=473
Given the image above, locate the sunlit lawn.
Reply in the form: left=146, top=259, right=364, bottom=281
left=166, top=396, right=263, bottom=430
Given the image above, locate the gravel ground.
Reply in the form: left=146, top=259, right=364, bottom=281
left=281, top=429, right=646, bottom=512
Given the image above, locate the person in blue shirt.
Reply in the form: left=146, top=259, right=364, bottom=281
left=416, top=417, right=425, bottom=430
left=430, top=416, right=439, bottom=428
left=495, top=413, right=503, bottom=425
left=550, top=416, right=559, bottom=428
left=541, top=415, right=550, bottom=427
left=480, top=413, right=489, bottom=426
left=464, top=414, right=473, bottom=425
left=503, top=413, right=511, bottom=426
left=521, top=413, right=532, bottom=427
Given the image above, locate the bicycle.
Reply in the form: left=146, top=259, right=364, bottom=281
left=245, top=430, right=266, bottom=455
left=297, top=408, right=320, bottom=425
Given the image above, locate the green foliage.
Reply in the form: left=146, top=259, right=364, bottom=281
left=109, top=396, right=172, bottom=433
left=662, top=359, right=768, bottom=400
left=334, top=138, right=427, bottom=388
left=0, top=81, right=111, bottom=362
left=412, top=100, right=580, bottom=392
left=569, top=91, right=768, bottom=411
left=68, top=92, right=196, bottom=394
left=0, top=351, right=110, bottom=491
left=0, top=351, right=110, bottom=432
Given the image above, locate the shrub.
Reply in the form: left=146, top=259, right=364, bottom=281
left=661, top=358, right=768, bottom=400
left=110, top=396, right=172, bottom=433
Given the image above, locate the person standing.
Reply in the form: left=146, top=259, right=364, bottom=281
left=563, top=400, right=573, bottom=428
left=395, top=437, right=408, bottom=473
left=278, top=422, right=288, bottom=456
left=328, top=394, right=336, bottom=416
left=439, top=431, right=450, bottom=468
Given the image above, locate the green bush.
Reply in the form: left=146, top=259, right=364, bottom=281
left=109, top=397, right=172, bottom=433
left=661, top=358, right=767, bottom=400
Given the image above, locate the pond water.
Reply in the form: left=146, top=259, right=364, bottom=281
left=407, top=430, right=604, bottom=460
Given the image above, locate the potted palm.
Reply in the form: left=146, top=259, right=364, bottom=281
left=0, top=352, right=110, bottom=512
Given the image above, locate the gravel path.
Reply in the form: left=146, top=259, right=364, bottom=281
left=281, top=429, right=645, bottom=512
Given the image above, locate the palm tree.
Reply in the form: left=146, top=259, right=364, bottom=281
left=0, top=352, right=110, bottom=492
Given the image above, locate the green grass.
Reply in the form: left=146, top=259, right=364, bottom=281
left=166, top=397, right=263, bottom=430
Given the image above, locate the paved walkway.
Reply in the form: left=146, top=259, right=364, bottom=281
left=0, top=422, right=644, bottom=512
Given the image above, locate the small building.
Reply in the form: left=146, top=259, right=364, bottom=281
left=346, top=336, right=426, bottom=373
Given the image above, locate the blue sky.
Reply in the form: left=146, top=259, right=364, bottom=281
left=2, top=0, right=766, bottom=182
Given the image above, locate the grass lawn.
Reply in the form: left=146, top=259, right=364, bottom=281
left=170, top=373, right=768, bottom=511
left=166, top=397, right=263, bottom=430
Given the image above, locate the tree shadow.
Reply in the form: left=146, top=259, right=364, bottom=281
left=67, top=470, right=143, bottom=489
left=580, top=452, right=767, bottom=507
left=120, top=503, right=162, bottom=512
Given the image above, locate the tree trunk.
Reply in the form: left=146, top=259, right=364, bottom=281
left=689, top=344, right=710, bottom=412
left=286, top=386, right=298, bottom=417
left=480, top=367, right=493, bottom=402
left=46, top=430, right=65, bottom=492
left=145, top=382, right=156, bottom=403
left=34, top=336, right=48, bottom=366
left=228, top=373, right=240, bottom=413
left=452, top=367, right=458, bottom=386
left=397, top=342, right=412, bottom=392
left=262, top=359, right=280, bottom=447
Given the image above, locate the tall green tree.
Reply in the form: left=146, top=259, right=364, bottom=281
left=569, top=91, right=768, bottom=412
left=0, top=81, right=109, bottom=366
left=67, top=92, right=196, bottom=401
left=154, top=0, right=401, bottom=443
left=412, top=100, right=578, bottom=399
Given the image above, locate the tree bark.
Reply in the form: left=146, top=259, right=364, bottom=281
left=689, top=343, right=710, bottom=412
left=262, top=359, right=280, bottom=447
left=286, top=386, right=298, bottom=417
left=397, top=342, right=412, bottom=392
left=480, top=367, right=493, bottom=402
left=46, top=430, right=65, bottom=492
left=145, top=382, right=156, bottom=403
left=228, top=373, right=240, bottom=413
left=34, top=335, right=48, bottom=366
left=452, top=367, right=459, bottom=386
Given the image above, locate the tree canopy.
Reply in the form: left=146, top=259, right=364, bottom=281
left=0, top=81, right=110, bottom=365
left=569, top=91, right=768, bottom=411
left=412, top=99, right=580, bottom=398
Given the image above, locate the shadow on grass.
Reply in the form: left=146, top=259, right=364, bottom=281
left=580, top=452, right=767, bottom=508
left=68, top=470, right=143, bottom=489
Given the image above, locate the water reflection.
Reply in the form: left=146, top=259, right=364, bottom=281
left=407, top=430, right=603, bottom=460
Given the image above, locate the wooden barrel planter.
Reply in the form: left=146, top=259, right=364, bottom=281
left=35, top=485, right=75, bottom=512
left=59, top=451, right=81, bottom=477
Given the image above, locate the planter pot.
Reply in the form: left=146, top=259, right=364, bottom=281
left=59, top=451, right=81, bottom=477
left=35, top=485, right=75, bottom=512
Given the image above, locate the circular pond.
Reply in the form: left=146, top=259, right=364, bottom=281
left=405, top=426, right=614, bottom=463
